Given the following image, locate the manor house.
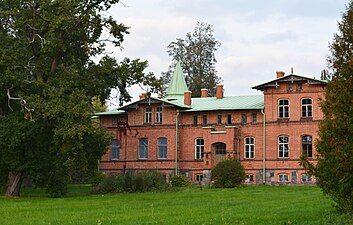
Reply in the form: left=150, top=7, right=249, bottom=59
left=96, top=62, right=327, bottom=185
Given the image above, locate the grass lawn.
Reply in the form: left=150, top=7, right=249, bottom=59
left=0, top=185, right=352, bottom=225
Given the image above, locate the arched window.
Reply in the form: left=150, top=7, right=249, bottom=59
left=301, top=98, right=312, bottom=118
left=214, top=143, right=226, bottom=155
left=244, top=137, right=255, bottom=159
left=158, top=138, right=167, bottom=159
left=302, top=135, right=312, bottom=158
left=195, top=138, right=204, bottom=159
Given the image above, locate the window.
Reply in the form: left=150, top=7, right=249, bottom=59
left=193, top=115, right=198, bottom=126
left=278, top=174, right=289, bottom=182
left=227, top=114, right=232, bottom=125
left=195, top=138, right=204, bottom=159
left=245, top=174, right=254, bottom=183
left=278, top=136, right=289, bottom=158
left=301, top=98, right=312, bottom=118
left=278, top=99, right=289, bottom=118
left=195, top=174, right=203, bottom=182
left=301, top=174, right=312, bottom=182
left=242, top=113, right=247, bottom=124
left=214, top=143, right=226, bottom=155
left=111, top=139, right=120, bottom=160
left=145, top=107, right=152, bottom=123
left=138, top=138, right=148, bottom=159
left=297, top=83, right=302, bottom=91
left=202, top=115, right=207, bottom=125
left=244, top=137, right=255, bottom=159
left=287, top=83, right=293, bottom=92
left=217, top=115, right=222, bottom=125
left=158, top=138, right=167, bottom=159
left=112, top=118, right=118, bottom=126
left=155, top=107, right=163, bottom=123
left=252, top=113, right=257, bottom=124
left=302, top=135, right=313, bottom=158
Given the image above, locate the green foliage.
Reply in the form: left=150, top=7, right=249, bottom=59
left=90, top=172, right=107, bottom=187
left=300, top=1, right=353, bottom=214
left=0, top=0, right=162, bottom=197
left=3, top=186, right=353, bottom=224
left=91, top=170, right=167, bottom=194
left=163, top=22, right=221, bottom=97
left=170, top=175, right=191, bottom=187
left=211, top=159, right=245, bottom=188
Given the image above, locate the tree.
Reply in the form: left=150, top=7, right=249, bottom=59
left=0, top=0, right=162, bottom=197
left=301, top=1, right=353, bottom=213
left=211, top=159, right=245, bottom=188
left=163, top=22, right=221, bottom=97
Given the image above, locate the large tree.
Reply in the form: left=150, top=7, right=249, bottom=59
left=163, top=22, right=221, bottom=97
left=301, top=1, right=353, bottom=213
left=0, top=0, right=161, bottom=197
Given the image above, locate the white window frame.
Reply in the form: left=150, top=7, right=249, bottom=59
left=245, top=174, right=254, bottom=183
left=302, top=135, right=313, bottom=158
left=244, top=137, right=255, bottom=159
left=155, top=106, right=163, bottom=123
left=301, top=98, right=313, bottom=118
left=145, top=107, right=152, bottom=123
left=158, top=138, right=167, bottom=159
left=111, top=139, right=120, bottom=160
left=278, top=99, right=289, bottom=118
left=278, top=135, right=289, bottom=158
left=301, top=174, right=312, bottom=182
left=195, top=138, right=204, bottom=159
left=138, top=138, right=148, bottom=159
left=278, top=174, right=289, bottom=182
left=195, top=174, right=203, bottom=182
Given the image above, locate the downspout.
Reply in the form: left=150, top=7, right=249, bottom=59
left=175, top=110, right=180, bottom=175
left=261, top=109, right=266, bottom=184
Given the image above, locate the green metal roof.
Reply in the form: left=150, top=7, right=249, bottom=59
left=94, top=109, right=126, bottom=116
left=165, top=62, right=189, bottom=100
left=169, top=95, right=264, bottom=112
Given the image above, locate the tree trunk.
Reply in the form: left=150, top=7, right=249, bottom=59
left=5, top=171, right=22, bottom=196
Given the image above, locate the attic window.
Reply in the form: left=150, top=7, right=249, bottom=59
left=297, top=83, right=302, bottom=91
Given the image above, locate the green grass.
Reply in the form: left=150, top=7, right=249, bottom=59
left=0, top=185, right=352, bottom=225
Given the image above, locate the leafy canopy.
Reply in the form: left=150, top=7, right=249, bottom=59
left=162, top=22, right=221, bottom=97
left=0, top=0, right=161, bottom=196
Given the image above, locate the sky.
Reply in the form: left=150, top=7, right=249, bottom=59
left=106, top=0, right=349, bottom=106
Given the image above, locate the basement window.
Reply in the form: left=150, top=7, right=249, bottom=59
left=195, top=174, right=203, bottom=182
left=245, top=174, right=254, bottom=183
left=278, top=174, right=289, bottom=183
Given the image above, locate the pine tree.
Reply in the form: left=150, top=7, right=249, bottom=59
left=302, top=0, right=353, bottom=213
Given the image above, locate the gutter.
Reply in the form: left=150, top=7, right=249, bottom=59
left=175, top=110, right=180, bottom=175
left=261, top=109, right=266, bottom=184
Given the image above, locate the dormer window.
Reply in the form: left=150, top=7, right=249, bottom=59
left=145, top=107, right=152, bottom=123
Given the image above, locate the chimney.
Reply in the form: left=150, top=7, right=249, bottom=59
left=184, top=91, right=192, bottom=106
left=201, top=89, right=208, bottom=98
left=216, top=84, right=224, bottom=99
left=139, top=93, right=146, bottom=100
left=276, top=71, right=285, bottom=79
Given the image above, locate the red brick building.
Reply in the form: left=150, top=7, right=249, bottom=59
left=97, top=63, right=327, bottom=185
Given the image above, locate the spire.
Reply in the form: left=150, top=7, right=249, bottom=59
left=165, top=62, right=189, bottom=99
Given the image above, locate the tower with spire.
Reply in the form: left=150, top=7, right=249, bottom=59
left=165, top=62, right=189, bottom=100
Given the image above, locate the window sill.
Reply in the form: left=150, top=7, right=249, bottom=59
left=277, top=118, right=290, bottom=122
left=300, top=117, right=313, bottom=121
left=111, top=159, right=120, bottom=161
left=194, top=159, right=204, bottom=162
left=243, top=158, right=255, bottom=161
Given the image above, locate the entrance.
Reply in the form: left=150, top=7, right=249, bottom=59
left=213, top=142, right=227, bottom=165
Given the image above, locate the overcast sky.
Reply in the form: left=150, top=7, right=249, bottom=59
left=106, top=0, right=349, bottom=106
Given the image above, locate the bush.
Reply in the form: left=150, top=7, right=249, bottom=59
left=211, top=159, right=245, bottom=188
left=170, top=175, right=191, bottom=187
left=90, top=172, right=107, bottom=187
left=91, top=170, right=167, bottom=194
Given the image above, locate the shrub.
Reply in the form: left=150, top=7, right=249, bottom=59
left=91, top=170, right=167, bottom=193
left=170, top=175, right=191, bottom=187
left=211, top=159, right=245, bottom=188
left=90, top=172, right=107, bottom=187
